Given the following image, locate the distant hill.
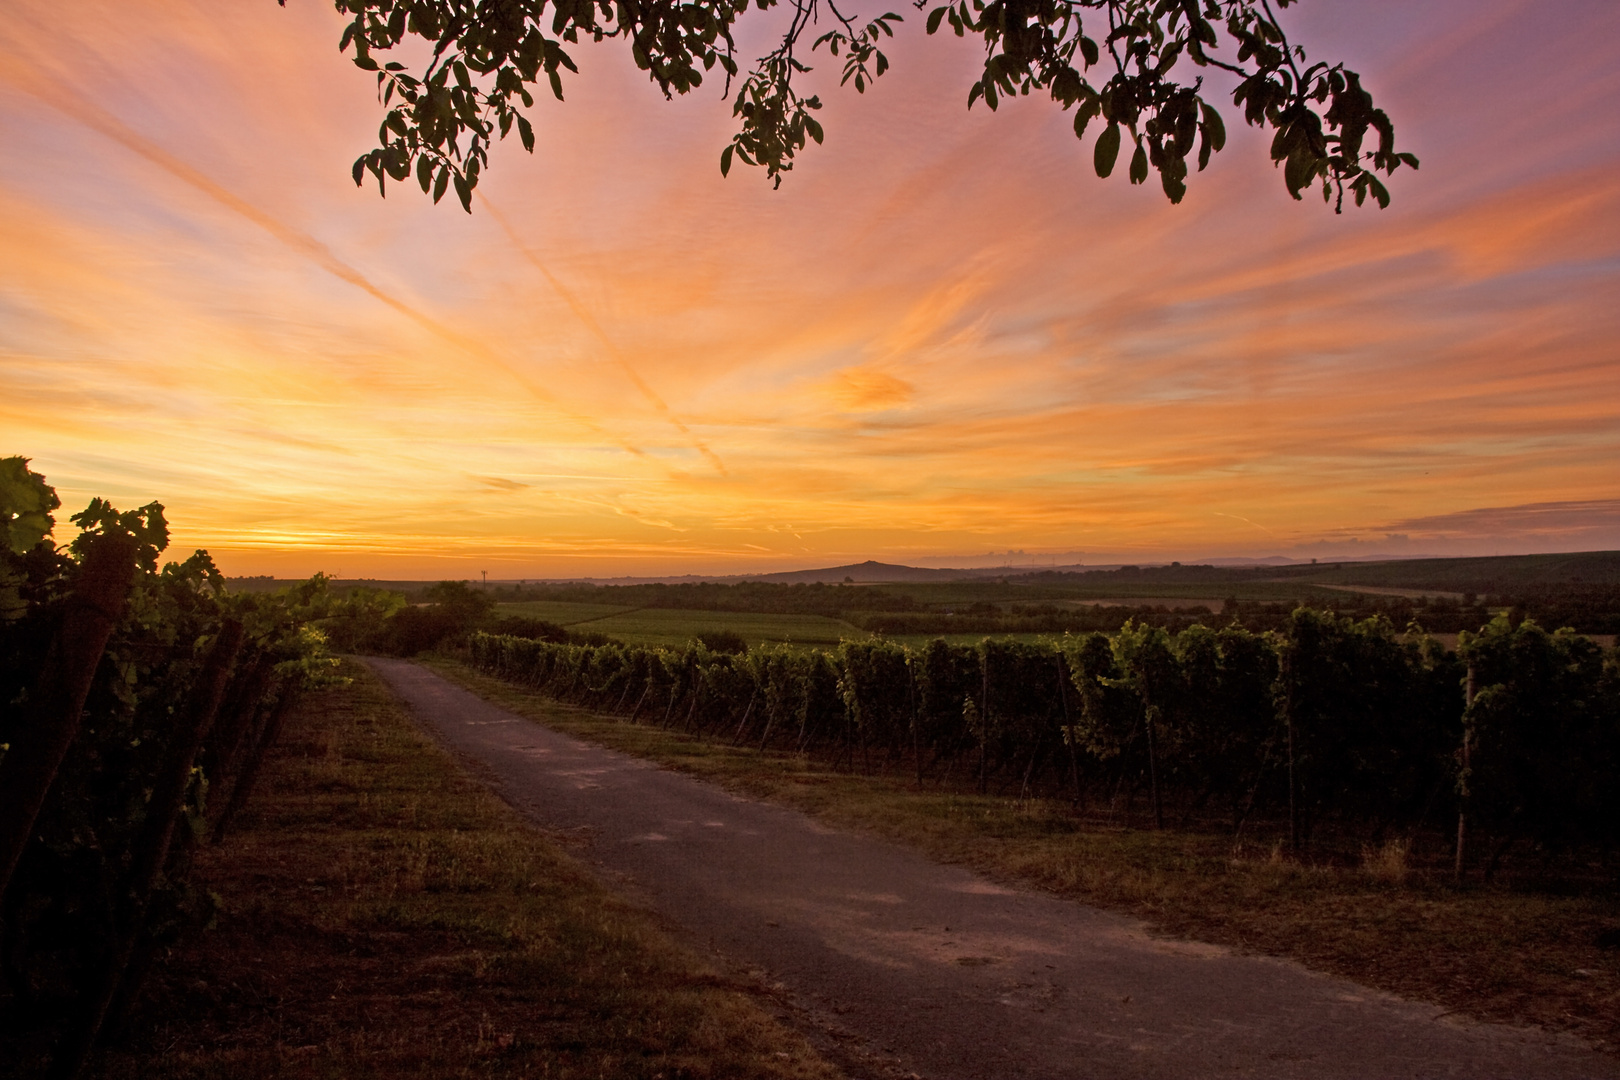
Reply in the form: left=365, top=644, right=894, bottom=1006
left=226, top=549, right=1620, bottom=593
left=749, top=560, right=975, bottom=584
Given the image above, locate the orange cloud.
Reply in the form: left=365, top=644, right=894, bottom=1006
left=1, top=0, right=1617, bottom=575
left=829, top=368, right=915, bottom=412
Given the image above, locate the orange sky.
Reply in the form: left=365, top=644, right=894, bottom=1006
left=2, top=0, right=1618, bottom=576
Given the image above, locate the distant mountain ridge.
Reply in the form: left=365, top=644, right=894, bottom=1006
left=225, top=549, right=1620, bottom=591
left=748, top=560, right=977, bottom=584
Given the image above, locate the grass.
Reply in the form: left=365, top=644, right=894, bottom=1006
left=502, top=606, right=870, bottom=649
left=497, top=600, right=638, bottom=625
left=425, top=657, right=1620, bottom=1056
left=494, top=603, right=1068, bottom=652
left=874, top=580, right=1348, bottom=605
left=97, top=659, right=839, bottom=1080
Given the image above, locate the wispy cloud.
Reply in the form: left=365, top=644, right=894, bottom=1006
left=1, top=0, right=1617, bottom=575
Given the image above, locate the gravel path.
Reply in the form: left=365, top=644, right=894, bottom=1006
left=366, top=658, right=1617, bottom=1080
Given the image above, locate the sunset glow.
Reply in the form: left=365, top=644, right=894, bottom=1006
left=2, top=0, right=1618, bottom=576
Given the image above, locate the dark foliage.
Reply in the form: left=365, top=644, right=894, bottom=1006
left=0, top=458, right=337, bottom=1079
left=468, top=613, right=1620, bottom=879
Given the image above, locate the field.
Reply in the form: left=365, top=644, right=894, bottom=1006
left=496, top=599, right=639, bottom=624
left=831, top=579, right=1334, bottom=607
left=498, top=601, right=870, bottom=648
left=487, top=594, right=1579, bottom=653
left=493, top=603, right=1121, bottom=652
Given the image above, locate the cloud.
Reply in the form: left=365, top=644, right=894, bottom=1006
left=476, top=476, right=531, bottom=492
left=0, top=46, right=654, bottom=464
left=829, top=368, right=915, bottom=412
left=1, top=0, right=1617, bottom=575
left=1382, top=500, right=1620, bottom=544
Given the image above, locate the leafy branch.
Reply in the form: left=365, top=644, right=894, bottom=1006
left=928, top=0, right=1415, bottom=207
left=314, top=0, right=1415, bottom=209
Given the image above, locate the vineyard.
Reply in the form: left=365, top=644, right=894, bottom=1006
left=0, top=458, right=340, bottom=1078
left=468, top=612, right=1620, bottom=875
left=7, top=442, right=1616, bottom=1073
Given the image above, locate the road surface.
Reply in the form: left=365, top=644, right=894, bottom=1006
left=366, top=658, right=1616, bottom=1080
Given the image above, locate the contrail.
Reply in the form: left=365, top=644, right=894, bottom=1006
left=0, top=57, right=651, bottom=463
left=478, top=194, right=729, bottom=477
left=1212, top=512, right=1279, bottom=539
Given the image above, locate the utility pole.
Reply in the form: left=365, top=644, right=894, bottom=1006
left=481, top=570, right=488, bottom=589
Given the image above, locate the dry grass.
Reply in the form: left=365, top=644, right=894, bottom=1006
left=1361, top=836, right=1412, bottom=884
left=95, top=659, right=841, bottom=1080
left=427, top=657, right=1620, bottom=1056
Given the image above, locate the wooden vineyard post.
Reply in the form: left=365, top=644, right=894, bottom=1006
left=0, top=533, right=137, bottom=906
left=198, top=655, right=274, bottom=830
left=1456, top=661, right=1476, bottom=881
left=979, top=654, right=990, bottom=795
left=211, top=689, right=296, bottom=846
left=1056, top=654, right=1082, bottom=807
left=910, top=662, right=922, bottom=786
left=730, top=685, right=758, bottom=744
left=1145, top=703, right=1164, bottom=831
left=628, top=682, right=651, bottom=723
left=1280, top=644, right=1299, bottom=853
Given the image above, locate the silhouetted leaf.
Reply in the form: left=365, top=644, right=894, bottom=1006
left=1094, top=122, right=1121, bottom=177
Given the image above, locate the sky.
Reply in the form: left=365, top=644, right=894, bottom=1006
left=1, top=0, right=1618, bottom=577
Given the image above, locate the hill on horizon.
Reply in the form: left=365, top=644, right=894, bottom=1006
left=748, top=560, right=976, bottom=584
left=224, top=549, right=1620, bottom=593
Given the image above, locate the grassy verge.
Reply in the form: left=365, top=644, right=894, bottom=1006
left=426, top=656, right=1620, bottom=1055
left=98, top=659, right=840, bottom=1080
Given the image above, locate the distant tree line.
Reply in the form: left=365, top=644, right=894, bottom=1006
left=347, top=573, right=1620, bottom=642
left=479, top=580, right=924, bottom=616
left=386, top=560, right=1620, bottom=635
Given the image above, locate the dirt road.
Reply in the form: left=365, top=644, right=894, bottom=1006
left=366, top=658, right=1616, bottom=1079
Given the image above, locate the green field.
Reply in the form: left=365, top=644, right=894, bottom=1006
left=873, top=580, right=1348, bottom=606
left=499, top=602, right=868, bottom=648
left=497, top=600, right=638, bottom=625
left=494, top=602, right=1139, bottom=651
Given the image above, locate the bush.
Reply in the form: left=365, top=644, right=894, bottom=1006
left=697, top=629, right=749, bottom=655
